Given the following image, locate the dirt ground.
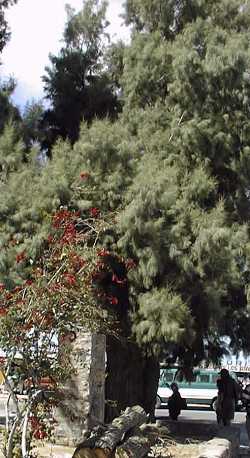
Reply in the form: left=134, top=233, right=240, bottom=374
left=150, top=439, right=206, bottom=458
left=0, top=424, right=211, bottom=458
left=33, top=440, right=206, bottom=458
left=144, top=425, right=211, bottom=458
left=33, top=429, right=209, bottom=458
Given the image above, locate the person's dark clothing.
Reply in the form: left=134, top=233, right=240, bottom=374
left=168, top=391, right=183, bottom=420
left=246, top=400, right=250, bottom=417
left=216, top=379, right=224, bottom=425
left=218, top=375, right=238, bottom=426
left=242, top=384, right=250, bottom=443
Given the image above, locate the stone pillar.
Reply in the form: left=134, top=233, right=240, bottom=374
left=89, top=334, right=106, bottom=426
left=54, top=333, right=106, bottom=446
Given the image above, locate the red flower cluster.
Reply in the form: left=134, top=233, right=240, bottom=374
left=13, top=286, right=22, bottom=294
left=97, top=248, right=109, bottom=257
left=30, top=416, right=47, bottom=440
left=80, top=172, right=90, bottom=180
left=69, top=253, right=86, bottom=270
left=108, top=296, right=119, bottom=305
left=52, top=209, right=75, bottom=229
left=34, top=429, right=47, bottom=440
left=47, top=234, right=54, bottom=244
left=60, top=223, right=77, bottom=245
left=112, top=274, right=127, bottom=286
left=30, top=416, right=39, bottom=429
left=89, top=207, right=100, bottom=218
left=16, top=251, right=26, bottom=263
left=125, top=258, right=137, bottom=270
left=63, top=273, right=77, bottom=286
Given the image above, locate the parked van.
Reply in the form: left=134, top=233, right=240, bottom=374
left=157, top=368, right=239, bottom=410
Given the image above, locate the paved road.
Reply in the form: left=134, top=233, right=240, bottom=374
left=156, top=406, right=246, bottom=423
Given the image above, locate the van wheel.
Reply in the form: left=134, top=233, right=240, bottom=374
left=211, top=397, right=217, bottom=411
left=155, top=395, right=162, bottom=409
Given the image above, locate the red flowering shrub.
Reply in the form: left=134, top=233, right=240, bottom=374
left=0, top=207, right=136, bottom=455
left=52, top=208, right=78, bottom=228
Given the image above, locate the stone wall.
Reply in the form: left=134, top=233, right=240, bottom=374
left=54, top=332, right=106, bottom=446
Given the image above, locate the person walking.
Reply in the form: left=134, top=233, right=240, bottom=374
left=168, top=382, right=186, bottom=420
left=242, top=383, right=250, bottom=446
left=217, top=368, right=239, bottom=426
left=215, top=378, right=224, bottom=425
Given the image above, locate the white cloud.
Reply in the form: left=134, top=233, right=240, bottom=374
left=0, top=0, right=129, bottom=106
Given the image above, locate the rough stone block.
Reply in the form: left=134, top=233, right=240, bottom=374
left=53, top=333, right=106, bottom=445
left=198, top=438, right=231, bottom=458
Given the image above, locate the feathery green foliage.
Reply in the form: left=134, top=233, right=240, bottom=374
left=1, top=0, right=250, bottom=390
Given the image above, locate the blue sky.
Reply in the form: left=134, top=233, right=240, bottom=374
left=0, top=0, right=129, bottom=108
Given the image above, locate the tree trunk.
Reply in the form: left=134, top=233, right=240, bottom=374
left=105, top=336, right=160, bottom=422
left=72, top=426, right=107, bottom=458
left=100, top=257, right=160, bottom=424
left=115, top=435, right=150, bottom=458
left=72, top=406, right=147, bottom=458
left=95, top=405, right=147, bottom=450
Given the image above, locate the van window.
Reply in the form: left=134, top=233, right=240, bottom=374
left=212, top=374, right=218, bottom=383
left=174, top=372, right=184, bottom=382
left=159, top=370, right=174, bottom=386
left=175, top=371, right=198, bottom=383
left=162, top=371, right=174, bottom=382
left=199, top=374, right=210, bottom=383
left=191, top=372, right=198, bottom=382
